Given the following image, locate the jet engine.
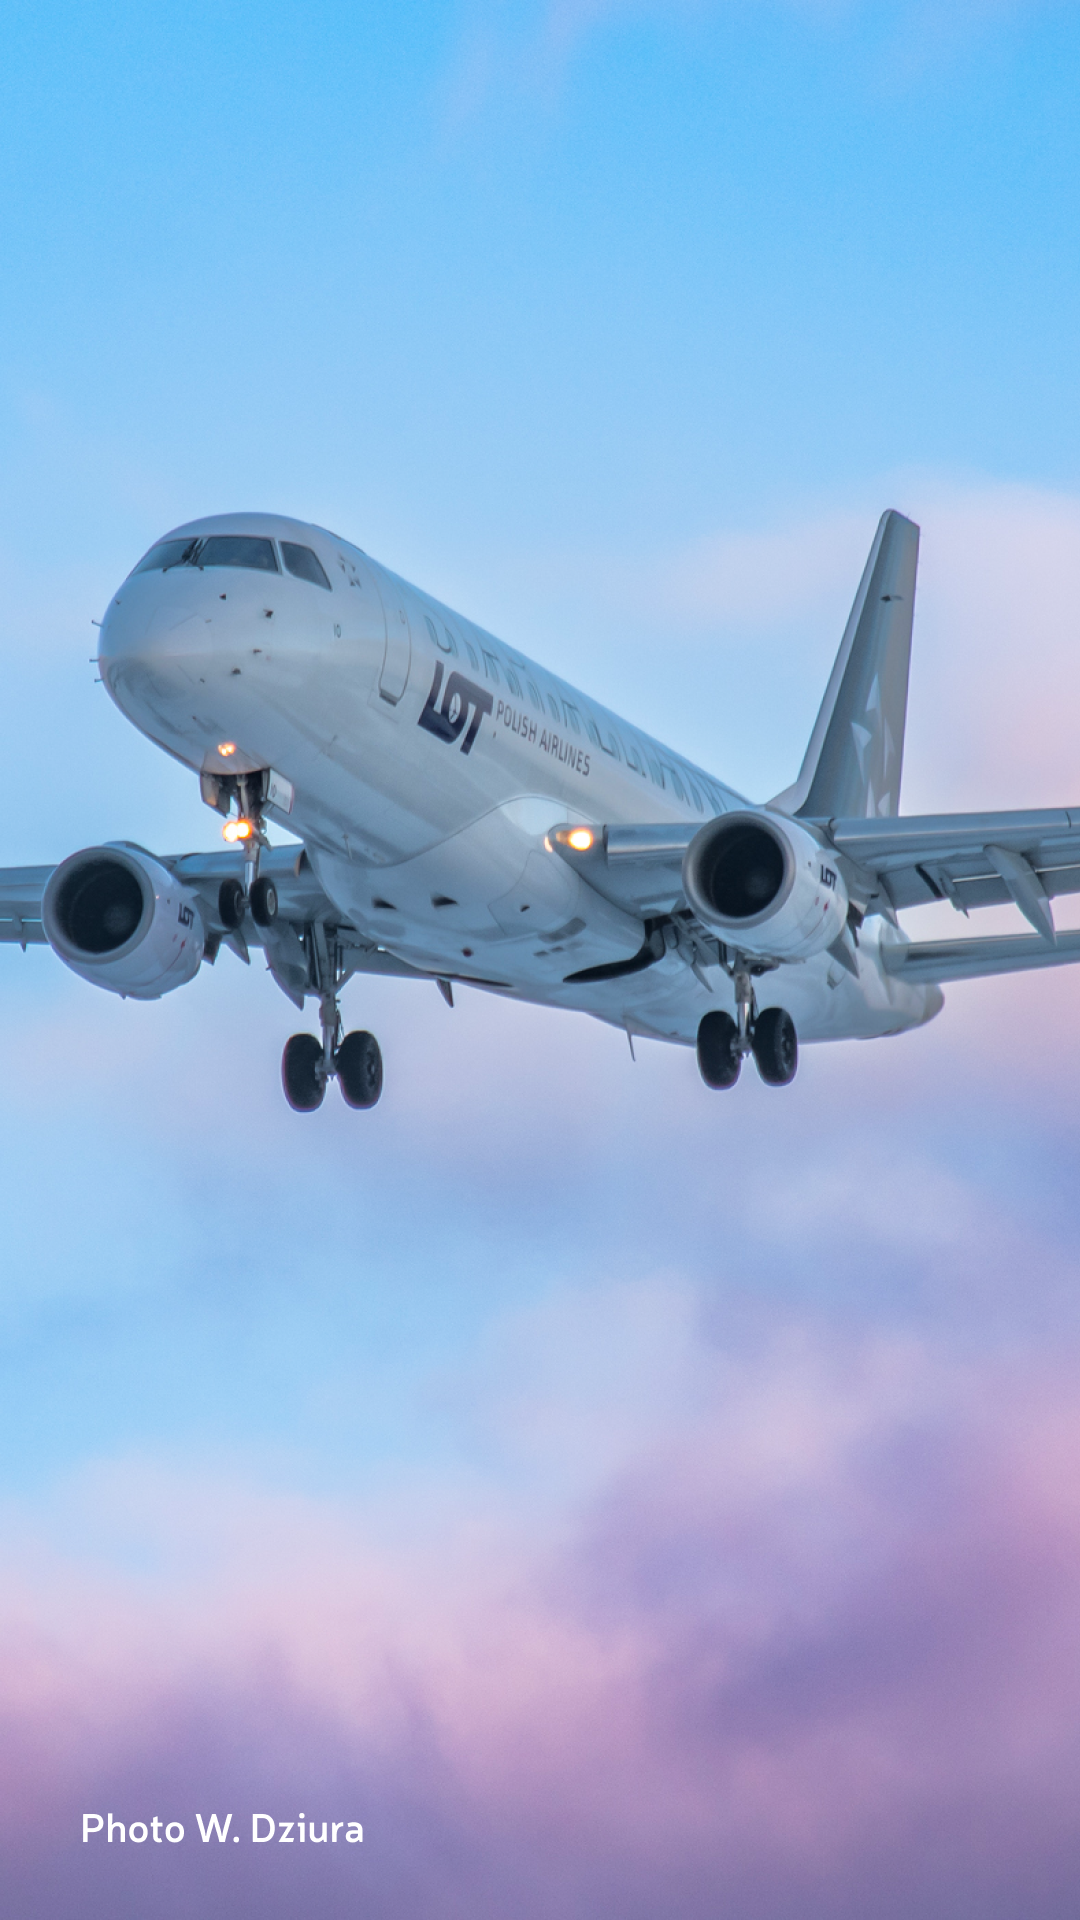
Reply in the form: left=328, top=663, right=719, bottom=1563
left=42, top=845, right=205, bottom=998
left=682, top=810, right=848, bottom=962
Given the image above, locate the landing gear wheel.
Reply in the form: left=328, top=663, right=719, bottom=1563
left=282, top=1033, right=325, bottom=1111
left=218, top=876, right=245, bottom=931
left=250, top=875, right=278, bottom=927
left=697, top=1010, right=741, bottom=1090
left=336, top=1030, right=383, bottom=1109
left=752, top=1007, right=798, bottom=1086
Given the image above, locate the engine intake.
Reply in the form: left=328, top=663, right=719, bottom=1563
left=683, top=810, right=848, bottom=962
left=50, top=857, right=146, bottom=955
left=43, top=846, right=205, bottom=998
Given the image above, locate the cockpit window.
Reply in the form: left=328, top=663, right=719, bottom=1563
left=281, top=541, right=331, bottom=590
left=198, top=535, right=279, bottom=573
left=134, top=534, right=282, bottom=575
left=132, top=538, right=200, bottom=574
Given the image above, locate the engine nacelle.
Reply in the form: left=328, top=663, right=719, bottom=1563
left=42, top=845, right=205, bottom=999
left=683, top=810, right=848, bottom=962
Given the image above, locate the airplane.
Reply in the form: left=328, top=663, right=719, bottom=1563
left=4, top=506, right=1080, bottom=1110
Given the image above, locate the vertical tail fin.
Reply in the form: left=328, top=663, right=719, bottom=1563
left=770, top=509, right=920, bottom=821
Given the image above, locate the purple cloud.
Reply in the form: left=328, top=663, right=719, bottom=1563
left=5, top=1323, right=1080, bottom=1916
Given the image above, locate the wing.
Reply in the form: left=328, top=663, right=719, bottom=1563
left=0, top=846, right=430, bottom=1006
left=552, top=807, right=1080, bottom=937
left=818, top=808, right=1080, bottom=940
left=549, top=806, right=1080, bottom=985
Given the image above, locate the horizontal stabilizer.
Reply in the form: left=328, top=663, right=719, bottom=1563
left=883, top=929, right=1080, bottom=985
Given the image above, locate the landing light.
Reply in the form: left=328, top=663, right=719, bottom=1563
left=217, top=741, right=237, bottom=757
left=223, top=818, right=255, bottom=844
left=566, top=827, right=595, bottom=852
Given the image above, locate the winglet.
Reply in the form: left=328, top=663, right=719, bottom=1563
left=770, top=510, right=920, bottom=822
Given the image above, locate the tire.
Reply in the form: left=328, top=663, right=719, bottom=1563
left=282, top=1032, right=324, bottom=1111
left=752, top=1006, right=798, bottom=1086
left=250, top=875, right=278, bottom=927
left=696, top=1010, right=741, bottom=1090
left=218, top=876, right=245, bottom=932
left=335, top=1029, right=383, bottom=1110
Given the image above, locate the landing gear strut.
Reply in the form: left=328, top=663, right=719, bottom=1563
left=280, top=926, right=383, bottom=1113
left=734, top=961, right=755, bottom=1062
left=696, top=958, right=798, bottom=1090
left=236, top=775, right=278, bottom=926
left=213, top=774, right=278, bottom=929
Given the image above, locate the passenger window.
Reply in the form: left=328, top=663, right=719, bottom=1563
left=601, top=728, right=620, bottom=759
left=649, top=758, right=665, bottom=788
left=624, top=738, right=645, bottom=776
left=463, top=637, right=479, bottom=669
left=526, top=679, right=542, bottom=710
left=585, top=715, right=601, bottom=746
left=281, top=542, right=331, bottom=589
left=199, top=535, right=279, bottom=573
left=664, top=764, right=687, bottom=802
left=548, top=693, right=562, bottom=722
left=443, top=625, right=458, bottom=656
left=132, top=537, right=199, bottom=574
left=505, top=664, right=522, bottom=696
left=482, top=649, right=500, bottom=683
left=562, top=702, right=582, bottom=735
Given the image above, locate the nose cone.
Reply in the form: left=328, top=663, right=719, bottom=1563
left=99, top=560, right=222, bottom=764
left=99, top=513, right=385, bottom=787
left=100, top=516, right=308, bottom=767
left=102, top=550, right=294, bottom=786
left=98, top=513, right=362, bottom=781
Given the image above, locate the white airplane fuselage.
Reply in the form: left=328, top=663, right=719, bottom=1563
left=98, top=512, right=942, bottom=1048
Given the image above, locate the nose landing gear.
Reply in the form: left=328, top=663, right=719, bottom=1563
left=696, top=961, right=798, bottom=1090
left=201, top=772, right=383, bottom=1113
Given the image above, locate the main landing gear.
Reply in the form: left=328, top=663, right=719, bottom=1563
left=280, top=930, right=383, bottom=1114
left=281, top=1028, right=383, bottom=1112
left=696, top=962, right=798, bottom=1091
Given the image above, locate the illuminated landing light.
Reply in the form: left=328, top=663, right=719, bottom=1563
left=223, top=818, right=255, bottom=844
left=217, top=741, right=237, bottom=757
left=566, top=827, right=595, bottom=852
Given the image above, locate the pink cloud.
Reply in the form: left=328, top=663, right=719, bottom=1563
left=5, top=1322, right=1080, bottom=1915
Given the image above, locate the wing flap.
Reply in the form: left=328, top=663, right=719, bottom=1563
left=819, top=809, right=1080, bottom=919
left=0, top=864, right=52, bottom=945
left=0, top=920, right=48, bottom=945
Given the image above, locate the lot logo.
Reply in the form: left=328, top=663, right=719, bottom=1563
left=418, top=662, right=493, bottom=756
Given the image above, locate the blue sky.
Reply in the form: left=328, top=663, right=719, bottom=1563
left=5, top=5, right=1080, bottom=1915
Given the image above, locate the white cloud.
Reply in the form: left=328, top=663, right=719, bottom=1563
left=438, top=0, right=1046, bottom=127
